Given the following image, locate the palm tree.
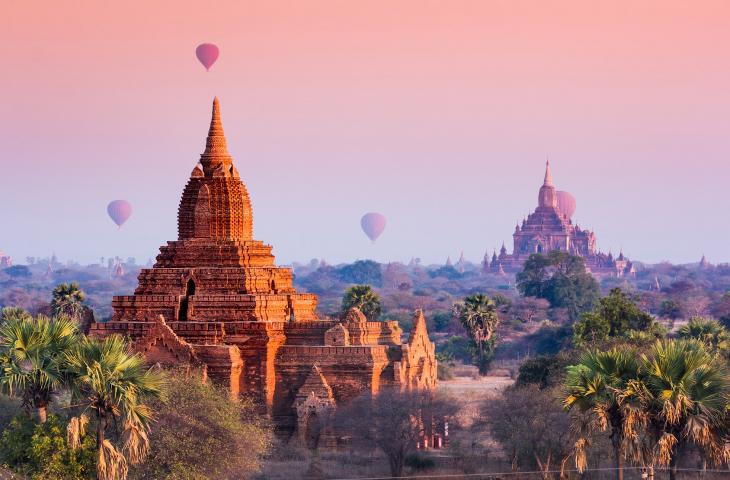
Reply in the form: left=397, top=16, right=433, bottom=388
left=51, top=282, right=86, bottom=320
left=677, top=317, right=730, bottom=358
left=454, top=294, right=500, bottom=374
left=341, top=285, right=382, bottom=321
left=0, top=307, right=31, bottom=324
left=636, top=340, right=730, bottom=480
left=0, top=314, right=79, bottom=423
left=65, top=335, right=166, bottom=480
left=564, top=348, right=642, bottom=480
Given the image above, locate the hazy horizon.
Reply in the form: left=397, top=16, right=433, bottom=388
left=2, top=1, right=729, bottom=265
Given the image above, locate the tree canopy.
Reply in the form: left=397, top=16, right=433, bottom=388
left=335, top=260, right=382, bottom=286
left=516, top=251, right=599, bottom=319
left=130, top=372, right=271, bottom=480
left=572, top=288, right=663, bottom=347
left=341, top=285, right=382, bottom=321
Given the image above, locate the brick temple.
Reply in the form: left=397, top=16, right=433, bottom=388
left=485, top=161, right=635, bottom=277
left=89, top=98, right=437, bottom=439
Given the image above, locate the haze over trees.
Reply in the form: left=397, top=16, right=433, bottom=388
left=2, top=255, right=730, bottom=477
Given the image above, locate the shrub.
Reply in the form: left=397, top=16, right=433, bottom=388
left=130, top=371, right=272, bottom=480
left=0, top=395, right=22, bottom=433
left=516, top=353, right=574, bottom=389
left=437, top=335, right=475, bottom=364
left=0, top=414, right=95, bottom=480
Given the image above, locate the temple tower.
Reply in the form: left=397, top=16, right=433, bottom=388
left=90, top=98, right=437, bottom=438
left=537, top=160, right=558, bottom=209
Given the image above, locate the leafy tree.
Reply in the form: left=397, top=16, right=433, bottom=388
left=516, top=251, right=599, bottom=319
left=335, top=260, right=382, bottom=286
left=454, top=294, right=500, bottom=374
left=430, top=311, right=452, bottom=332
left=522, top=324, right=573, bottom=356
left=0, top=315, right=79, bottom=423
left=436, top=335, right=474, bottom=364
left=677, top=317, right=730, bottom=358
left=341, top=285, right=382, bottom=321
left=0, top=414, right=95, bottom=479
left=482, top=385, right=575, bottom=477
left=632, top=340, right=730, bottom=480
left=659, top=299, right=682, bottom=319
left=334, top=389, right=456, bottom=478
left=130, top=371, right=271, bottom=480
left=516, top=353, right=574, bottom=389
left=51, top=283, right=86, bottom=321
left=572, top=288, right=661, bottom=348
left=564, top=348, right=642, bottom=480
left=65, top=335, right=166, bottom=480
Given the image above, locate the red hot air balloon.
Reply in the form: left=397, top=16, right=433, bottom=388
left=195, top=43, right=219, bottom=71
left=556, top=191, right=577, bottom=220
left=360, top=213, right=386, bottom=242
left=107, top=200, right=132, bottom=228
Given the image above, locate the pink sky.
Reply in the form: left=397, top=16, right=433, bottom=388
left=1, top=1, right=729, bottom=265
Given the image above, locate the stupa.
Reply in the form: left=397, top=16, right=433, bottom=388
left=89, top=98, right=436, bottom=438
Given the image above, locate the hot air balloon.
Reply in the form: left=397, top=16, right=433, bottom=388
left=107, top=200, right=132, bottom=228
left=556, top=191, right=576, bottom=219
left=195, top=43, right=219, bottom=71
left=360, top=213, right=386, bottom=242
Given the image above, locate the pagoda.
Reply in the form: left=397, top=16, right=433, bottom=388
left=89, top=98, right=436, bottom=438
left=492, top=161, right=634, bottom=277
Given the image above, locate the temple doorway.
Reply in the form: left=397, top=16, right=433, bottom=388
left=178, top=279, right=196, bottom=321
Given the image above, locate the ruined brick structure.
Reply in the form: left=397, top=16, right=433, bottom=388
left=89, top=98, right=437, bottom=438
left=485, top=161, right=635, bottom=277
left=0, top=250, right=12, bottom=268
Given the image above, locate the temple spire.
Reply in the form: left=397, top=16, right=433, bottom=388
left=208, top=97, right=224, bottom=137
left=538, top=159, right=557, bottom=208
left=200, top=97, right=233, bottom=170
left=543, top=159, right=553, bottom=186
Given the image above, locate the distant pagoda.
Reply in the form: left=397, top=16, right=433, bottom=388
left=0, top=250, right=11, bottom=268
left=491, top=161, right=634, bottom=277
